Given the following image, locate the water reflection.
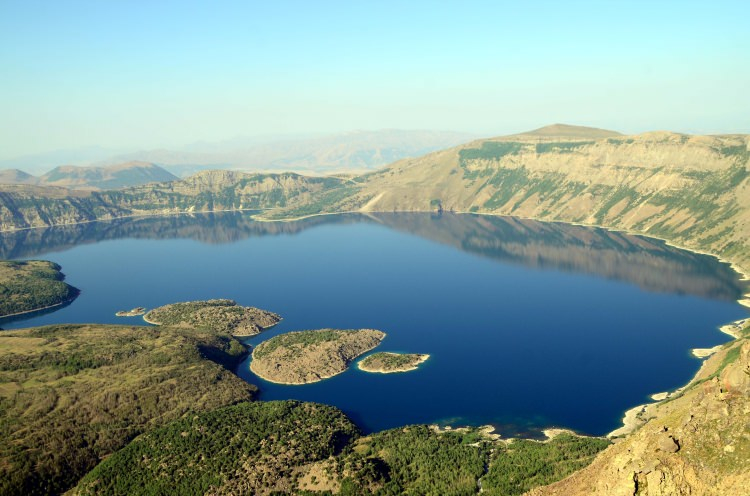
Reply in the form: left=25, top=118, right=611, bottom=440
left=0, top=211, right=744, bottom=301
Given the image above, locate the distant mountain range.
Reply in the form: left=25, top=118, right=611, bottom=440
left=106, top=129, right=479, bottom=176
left=0, top=129, right=479, bottom=177
left=0, top=162, right=177, bottom=190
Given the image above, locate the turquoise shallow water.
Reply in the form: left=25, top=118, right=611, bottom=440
left=2, top=212, right=747, bottom=436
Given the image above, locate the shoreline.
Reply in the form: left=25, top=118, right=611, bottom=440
left=2, top=208, right=748, bottom=438
left=0, top=296, right=78, bottom=320
left=608, top=315, right=748, bottom=437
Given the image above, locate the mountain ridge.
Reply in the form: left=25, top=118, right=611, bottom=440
left=0, top=161, right=178, bottom=190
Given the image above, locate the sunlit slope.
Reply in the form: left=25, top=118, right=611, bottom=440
left=333, top=125, right=750, bottom=273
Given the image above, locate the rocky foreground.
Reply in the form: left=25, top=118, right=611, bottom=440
left=250, top=329, right=385, bottom=384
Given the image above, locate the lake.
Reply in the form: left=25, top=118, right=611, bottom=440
left=1, top=212, right=747, bottom=436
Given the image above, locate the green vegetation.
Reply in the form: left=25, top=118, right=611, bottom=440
left=483, top=168, right=530, bottom=209
left=252, top=329, right=348, bottom=359
left=71, top=417, right=611, bottom=496
left=144, top=299, right=281, bottom=336
left=458, top=141, right=525, bottom=166
left=339, top=425, right=488, bottom=495
left=251, top=329, right=385, bottom=384
left=481, top=434, right=610, bottom=495
left=0, top=324, right=255, bottom=495
left=535, top=141, right=594, bottom=153
left=0, top=260, right=78, bottom=317
left=75, top=401, right=359, bottom=496
left=265, top=185, right=360, bottom=219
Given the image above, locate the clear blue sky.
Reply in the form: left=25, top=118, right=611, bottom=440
left=1, top=0, right=748, bottom=159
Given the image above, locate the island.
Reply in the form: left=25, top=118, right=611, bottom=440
left=358, top=352, right=430, bottom=373
left=143, top=299, right=281, bottom=336
left=115, top=307, right=146, bottom=317
left=0, top=260, right=79, bottom=318
left=250, top=329, right=385, bottom=384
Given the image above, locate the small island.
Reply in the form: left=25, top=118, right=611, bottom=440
left=358, top=352, right=430, bottom=373
left=250, top=329, right=385, bottom=384
left=143, top=299, right=281, bottom=336
left=115, top=307, right=146, bottom=317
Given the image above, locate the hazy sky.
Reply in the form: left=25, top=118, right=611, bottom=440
left=1, top=0, right=748, bottom=160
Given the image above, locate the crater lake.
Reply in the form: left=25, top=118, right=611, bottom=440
left=1, top=212, right=747, bottom=436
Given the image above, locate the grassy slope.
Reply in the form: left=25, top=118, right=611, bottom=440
left=0, top=260, right=78, bottom=317
left=0, top=324, right=255, bottom=495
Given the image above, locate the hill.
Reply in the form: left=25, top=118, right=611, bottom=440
left=0, top=169, right=38, bottom=185
left=0, top=170, right=353, bottom=231
left=39, top=161, right=177, bottom=189
left=0, top=162, right=178, bottom=190
left=505, top=123, right=622, bottom=140
left=0, top=324, right=255, bottom=495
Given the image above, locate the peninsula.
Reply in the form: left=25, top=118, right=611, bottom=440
left=0, top=260, right=79, bottom=318
left=250, top=329, right=385, bottom=384
left=358, top=352, right=430, bottom=373
left=143, top=299, right=281, bottom=336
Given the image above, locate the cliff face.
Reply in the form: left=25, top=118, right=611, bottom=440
left=0, top=171, right=346, bottom=231
left=345, top=128, right=750, bottom=274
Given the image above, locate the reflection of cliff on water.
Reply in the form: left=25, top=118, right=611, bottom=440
left=0, top=211, right=745, bottom=302
left=372, top=213, right=746, bottom=302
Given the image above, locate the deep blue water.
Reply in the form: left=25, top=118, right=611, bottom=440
left=1, top=212, right=747, bottom=436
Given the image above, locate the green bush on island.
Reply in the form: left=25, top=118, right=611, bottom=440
left=358, top=352, right=429, bottom=373
left=0, top=260, right=79, bottom=317
left=250, top=329, right=385, bottom=384
left=143, top=299, right=281, bottom=336
left=252, top=329, right=351, bottom=359
left=0, top=324, right=255, bottom=496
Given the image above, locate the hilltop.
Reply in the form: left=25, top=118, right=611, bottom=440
left=0, top=161, right=177, bottom=190
left=503, top=123, right=622, bottom=140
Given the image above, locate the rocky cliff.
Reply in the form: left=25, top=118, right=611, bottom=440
left=527, top=321, right=750, bottom=496
left=0, top=170, right=348, bottom=231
